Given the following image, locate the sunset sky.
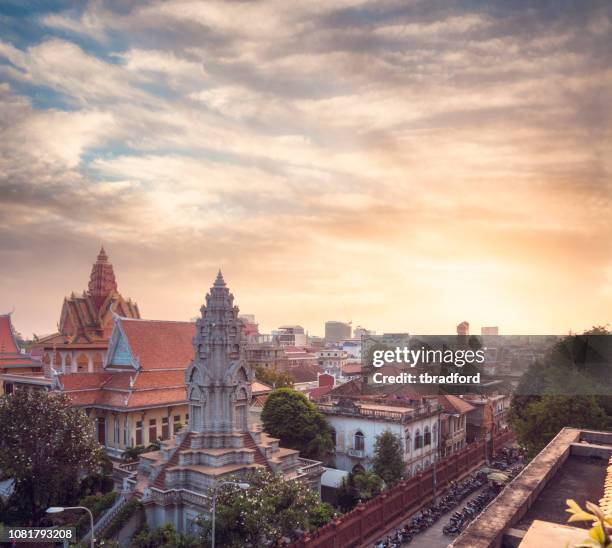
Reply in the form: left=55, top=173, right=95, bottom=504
left=1, top=1, right=611, bottom=338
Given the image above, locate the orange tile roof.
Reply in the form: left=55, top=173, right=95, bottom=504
left=120, top=319, right=196, bottom=370
left=0, top=315, right=41, bottom=371
left=0, top=315, right=20, bottom=354
left=288, top=364, right=321, bottom=383
left=251, top=394, right=268, bottom=408
left=342, top=363, right=362, bottom=375
left=133, top=370, right=185, bottom=389
left=307, top=385, right=333, bottom=401
left=251, top=380, right=273, bottom=394
left=58, top=369, right=187, bottom=410
left=60, top=372, right=114, bottom=390
left=437, top=394, right=476, bottom=415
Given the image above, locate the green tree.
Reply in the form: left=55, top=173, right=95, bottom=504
left=198, top=469, right=331, bottom=547
left=510, top=326, right=612, bottom=457
left=0, top=390, right=105, bottom=525
left=261, top=388, right=333, bottom=460
left=372, top=431, right=404, bottom=487
left=511, top=395, right=607, bottom=457
left=336, top=473, right=359, bottom=512
left=336, top=470, right=383, bottom=512
left=354, top=470, right=383, bottom=500
left=308, top=502, right=336, bottom=529
left=254, top=366, right=294, bottom=388
left=132, top=524, right=199, bottom=548
left=122, top=445, right=147, bottom=462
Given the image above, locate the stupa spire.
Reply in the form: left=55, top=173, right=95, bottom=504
left=88, top=246, right=118, bottom=308
left=186, top=273, right=252, bottom=435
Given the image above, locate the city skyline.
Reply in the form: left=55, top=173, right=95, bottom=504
left=0, top=246, right=602, bottom=339
left=1, top=1, right=611, bottom=338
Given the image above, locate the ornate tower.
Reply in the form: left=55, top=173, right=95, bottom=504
left=185, top=271, right=253, bottom=440
left=88, top=246, right=118, bottom=309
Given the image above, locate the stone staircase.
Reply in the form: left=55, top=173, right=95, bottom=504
left=83, top=491, right=131, bottom=544
left=243, top=432, right=273, bottom=472
left=151, top=433, right=192, bottom=490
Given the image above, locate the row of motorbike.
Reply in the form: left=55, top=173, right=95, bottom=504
left=443, top=450, right=524, bottom=537
left=373, top=471, right=488, bottom=547
left=374, top=448, right=524, bottom=547
left=442, top=486, right=501, bottom=537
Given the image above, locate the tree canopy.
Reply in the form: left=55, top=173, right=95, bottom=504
left=254, top=366, right=294, bottom=389
left=198, top=469, right=334, bottom=547
left=510, top=326, right=612, bottom=457
left=0, top=390, right=105, bottom=525
left=261, top=388, right=333, bottom=460
left=372, top=430, right=405, bottom=487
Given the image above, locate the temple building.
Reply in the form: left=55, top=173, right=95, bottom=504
left=35, top=247, right=140, bottom=375
left=0, top=314, right=43, bottom=395
left=126, top=272, right=323, bottom=533
left=54, top=316, right=196, bottom=458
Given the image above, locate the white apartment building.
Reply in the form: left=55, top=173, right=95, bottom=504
left=317, top=349, right=348, bottom=377
left=317, top=399, right=442, bottom=476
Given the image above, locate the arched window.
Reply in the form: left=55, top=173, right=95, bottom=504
left=433, top=424, right=438, bottom=445
left=424, top=425, right=431, bottom=446
left=414, top=429, right=423, bottom=450
left=405, top=430, right=411, bottom=453
left=354, top=430, right=365, bottom=451
left=331, top=428, right=337, bottom=448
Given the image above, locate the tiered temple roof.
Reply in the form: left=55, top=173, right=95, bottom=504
left=37, top=247, right=140, bottom=348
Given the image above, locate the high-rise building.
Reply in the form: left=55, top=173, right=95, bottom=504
left=353, top=326, right=374, bottom=339
left=273, top=325, right=308, bottom=347
left=325, top=321, right=351, bottom=343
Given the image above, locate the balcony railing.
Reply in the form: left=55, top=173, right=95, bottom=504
left=347, top=448, right=366, bottom=458
left=317, top=401, right=440, bottom=423
left=142, top=486, right=211, bottom=509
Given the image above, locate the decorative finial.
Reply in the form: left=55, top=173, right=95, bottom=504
left=214, top=269, right=226, bottom=287
left=98, top=245, right=108, bottom=262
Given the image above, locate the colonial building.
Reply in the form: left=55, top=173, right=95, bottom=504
left=245, top=343, right=318, bottom=373
left=0, top=314, right=43, bottom=395
left=126, top=273, right=323, bottom=533
left=436, top=394, right=474, bottom=457
left=317, top=397, right=442, bottom=476
left=35, top=247, right=140, bottom=375
left=463, top=393, right=511, bottom=442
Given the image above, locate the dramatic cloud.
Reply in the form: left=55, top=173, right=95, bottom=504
left=1, top=0, right=611, bottom=338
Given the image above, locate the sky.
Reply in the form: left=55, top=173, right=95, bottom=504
left=0, top=1, right=611, bottom=339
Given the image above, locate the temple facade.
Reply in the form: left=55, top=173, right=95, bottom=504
left=35, top=247, right=140, bottom=375
left=129, top=273, right=323, bottom=533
